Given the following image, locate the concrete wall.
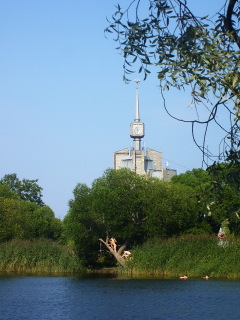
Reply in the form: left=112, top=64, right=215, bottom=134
left=114, top=147, right=176, bottom=181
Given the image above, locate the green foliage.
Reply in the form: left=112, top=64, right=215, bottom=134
left=91, top=168, right=149, bottom=243
left=0, top=239, right=84, bottom=273
left=142, top=179, right=200, bottom=238
left=171, top=166, right=240, bottom=235
left=62, top=165, right=240, bottom=270
left=206, top=161, right=240, bottom=232
left=64, top=183, right=100, bottom=267
left=0, top=173, right=63, bottom=243
left=0, top=197, right=63, bottom=242
left=106, top=0, right=240, bottom=106
left=64, top=168, right=201, bottom=267
left=0, top=198, right=35, bottom=241
left=30, top=206, right=63, bottom=240
left=124, top=235, right=240, bottom=278
left=63, top=170, right=149, bottom=267
left=172, top=168, right=211, bottom=191
left=0, top=174, right=63, bottom=243
left=1, top=173, right=45, bottom=206
left=183, top=222, right=212, bottom=235
left=0, top=183, right=19, bottom=199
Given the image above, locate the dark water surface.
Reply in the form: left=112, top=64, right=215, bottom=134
left=0, top=273, right=240, bottom=320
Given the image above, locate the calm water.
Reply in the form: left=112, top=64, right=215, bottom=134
left=0, top=273, right=240, bottom=320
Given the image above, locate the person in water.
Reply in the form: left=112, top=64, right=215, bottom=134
left=203, top=275, right=210, bottom=280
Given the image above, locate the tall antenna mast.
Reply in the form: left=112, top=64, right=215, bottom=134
left=130, top=79, right=145, bottom=151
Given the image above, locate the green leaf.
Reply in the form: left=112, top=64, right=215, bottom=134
left=232, top=75, right=239, bottom=88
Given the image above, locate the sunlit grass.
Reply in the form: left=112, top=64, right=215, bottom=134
left=123, top=235, right=240, bottom=278
left=0, top=239, right=84, bottom=273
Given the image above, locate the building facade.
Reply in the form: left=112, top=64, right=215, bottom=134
left=113, top=81, right=177, bottom=181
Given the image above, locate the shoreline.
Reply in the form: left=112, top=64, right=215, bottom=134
left=1, top=269, right=240, bottom=280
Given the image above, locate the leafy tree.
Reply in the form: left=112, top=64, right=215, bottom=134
left=0, top=183, right=18, bottom=199
left=1, top=173, right=45, bottom=206
left=64, top=183, right=100, bottom=267
left=207, top=161, right=240, bottom=233
left=106, top=0, right=240, bottom=163
left=142, top=178, right=200, bottom=238
left=172, top=168, right=212, bottom=220
left=91, top=168, right=148, bottom=244
left=171, top=166, right=240, bottom=234
left=172, top=168, right=211, bottom=191
left=64, top=168, right=203, bottom=267
left=30, top=206, right=63, bottom=240
left=0, top=198, right=36, bottom=241
left=0, top=196, right=63, bottom=242
left=1, top=174, right=21, bottom=196
left=64, top=170, right=149, bottom=267
left=0, top=175, right=62, bottom=242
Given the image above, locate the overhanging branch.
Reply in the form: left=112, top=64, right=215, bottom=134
left=225, top=0, right=240, bottom=48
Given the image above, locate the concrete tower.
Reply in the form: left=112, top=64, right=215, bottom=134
left=113, top=81, right=176, bottom=180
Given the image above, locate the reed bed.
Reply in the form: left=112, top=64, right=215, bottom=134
left=0, top=239, right=84, bottom=274
left=123, top=235, right=240, bottom=278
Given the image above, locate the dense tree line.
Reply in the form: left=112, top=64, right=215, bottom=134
left=64, top=168, right=198, bottom=266
left=64, top=165, right=240, bottom=267
left=172, top=164, right=240, bottom=234
left=1, top=167, right=239, bottom=269
left=0, top=174, right=62, bottom=242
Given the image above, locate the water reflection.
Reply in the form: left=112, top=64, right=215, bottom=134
left=0, top=273, right=240, bottom=320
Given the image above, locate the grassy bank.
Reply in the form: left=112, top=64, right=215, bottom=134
left=123, top=235, right=240, bottom=278
left=0, top=239, right=84, bottom=274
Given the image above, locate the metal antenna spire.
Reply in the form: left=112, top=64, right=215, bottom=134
left=134, top=79, right=140, bottom=122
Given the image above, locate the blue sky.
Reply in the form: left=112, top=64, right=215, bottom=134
left=0, top=0, right=227, bottom=219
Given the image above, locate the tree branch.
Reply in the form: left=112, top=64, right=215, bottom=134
left=99, top=238, right=126, bottom=267
left=225, top=0, right=240, bottom=48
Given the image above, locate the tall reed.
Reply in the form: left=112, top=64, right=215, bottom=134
left=123, top=235, right=240, bottom=278
left=0, top=239, right=84, bottom=273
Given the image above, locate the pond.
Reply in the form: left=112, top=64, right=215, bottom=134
left=0, top=273, right=240, bottom=320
